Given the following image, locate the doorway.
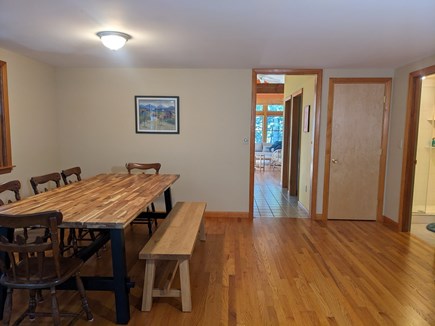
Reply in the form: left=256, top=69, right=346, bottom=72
left=411, top=73, right=435, bottom=245
left=250, top=69, right=323, bottom=219
left=400, top=67, right=435, bottom=245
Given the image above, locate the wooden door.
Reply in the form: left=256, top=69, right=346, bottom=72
left=289, top=94, right=302, bottom=196
left=324, top=79, right=391, bottom=220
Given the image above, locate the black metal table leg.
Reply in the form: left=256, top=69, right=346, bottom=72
left=0, top=227, right=13, bottom=320
left=109, top=228, right=130, bottom=324
left=164, top=187, right=173, bottom=212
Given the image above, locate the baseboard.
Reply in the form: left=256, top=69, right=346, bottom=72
left=382, top=215, right=399, bottom=231
left=204, top=211, right=249, bottom=218
left=314, top=213, right=323, bottom=220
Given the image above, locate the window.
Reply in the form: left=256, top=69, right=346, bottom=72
left=266, top=116, right=283, bottom=143
left=255, top=116, right=263, bottom=143
left=0, top=60, right=13, bottom=174
left=255, top=102, right=284, bottom=143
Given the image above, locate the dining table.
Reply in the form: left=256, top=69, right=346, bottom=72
left=0, top=172, right=180, bottom=324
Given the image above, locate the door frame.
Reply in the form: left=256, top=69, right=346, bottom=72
left=322, top=78, right=392, bottom=221
left=399, top=65, right=435, bottom=231
left=282, top=96, right=291, bottom=189
left=249, top=69, right=323, bottom=219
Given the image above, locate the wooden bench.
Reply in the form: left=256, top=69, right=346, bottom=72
left=139, top=201, right=207, bottom=312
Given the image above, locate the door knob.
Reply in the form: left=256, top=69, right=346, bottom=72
left=331, top=158, right=339, bottom=164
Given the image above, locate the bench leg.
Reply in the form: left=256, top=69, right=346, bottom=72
left=199, top=219, right=206, bottom=241
left=179, top=259, right=192, bottom=312
left=142, top=259, right=156, bottom=311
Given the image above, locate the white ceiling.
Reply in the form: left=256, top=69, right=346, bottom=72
left=0, top=0, right=434, bottom=69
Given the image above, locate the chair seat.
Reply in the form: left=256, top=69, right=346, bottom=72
left=0, top=256, right=83, bottom=289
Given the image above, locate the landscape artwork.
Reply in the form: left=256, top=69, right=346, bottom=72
left=135, top=96, right=179, bottom=134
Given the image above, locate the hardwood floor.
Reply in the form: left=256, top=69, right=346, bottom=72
left=6, top=219, right=435, bottom=325
left=254, top=169, right=308, bottom=218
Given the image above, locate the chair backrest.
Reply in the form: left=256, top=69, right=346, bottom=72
left=125, top=162, right=161, bottom=175
left=30, top=173, right=61, bottom=195
left=61, top=166, right=82, bottom=185
left=0, top=210, right=63, bottom=282
left=0, top=180, right=21, bottom=206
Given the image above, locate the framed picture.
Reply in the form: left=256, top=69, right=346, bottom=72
left=303, top=105, right=310, bottom=132
left=135, top=96, right=179, bottom=134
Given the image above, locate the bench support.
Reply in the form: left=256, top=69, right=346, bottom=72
left=142, top=258, right=193, bottom=312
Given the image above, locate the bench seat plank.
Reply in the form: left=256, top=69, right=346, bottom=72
left=139, top=202, right=207, bottom=260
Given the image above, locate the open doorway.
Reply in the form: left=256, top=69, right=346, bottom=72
left=400, top=65, right=435, bottom=246
left=409, top=73, right=435, bottom=245
left=249, top=69, right=323, bottom=219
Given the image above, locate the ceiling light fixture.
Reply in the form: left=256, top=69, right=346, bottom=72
left=96, top=31, right=132, bottom=50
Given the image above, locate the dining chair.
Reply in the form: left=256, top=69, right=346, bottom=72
left=0, top=180, right=28, bottom=239
left=0, top=210, right=93, bottom=325
left=61, top=166, right=82, bottom=185
left=125, top=162, right=161, bottom=235
left=0, top=180, right=21, bottom=206
left=29, top=172, right=70, bottom=255
left=30, top=172, right=61, bottom=195
left=1, top=180, right=47, bottom=303
left=61, top=167, right=103, bottom=258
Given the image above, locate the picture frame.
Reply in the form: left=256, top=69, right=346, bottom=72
left=135, top=96, right=179, bottom=134
left=303, top=105, right=310, bottom=132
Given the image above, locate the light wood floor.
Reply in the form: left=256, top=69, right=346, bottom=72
left=254, top=169, right=308, bottom=218
left=7, top=218, right=435, bottom=325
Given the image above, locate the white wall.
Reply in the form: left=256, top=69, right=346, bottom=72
left=384, top=54, right=435, bottom=221
left=55, top=68, right=252, bottom=212
left=0, top=48, right=59, bottom=197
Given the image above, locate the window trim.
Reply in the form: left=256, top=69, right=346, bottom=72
left=0, top=60, right=13, bottom=174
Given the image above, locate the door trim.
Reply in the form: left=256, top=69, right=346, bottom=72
left=323, top=78, right=392, bottom=221
left=250, top=69, right=323, bottom=219
left=289, top=91, right=303, bottom=196
left=399, top=65, right=435, bottom=231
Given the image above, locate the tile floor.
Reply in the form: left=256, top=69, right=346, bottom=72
left=411, top=214, right=435, bottom=246
left=254, top=168, right=308, bottom=218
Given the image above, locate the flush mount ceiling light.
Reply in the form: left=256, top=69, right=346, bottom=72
left=96, top=31, right=132, bottom=50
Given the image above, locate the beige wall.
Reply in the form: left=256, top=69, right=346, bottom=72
left=2, top=45, right=435, bottom=220
left=0, top=48, right=58, bottom=197
left=284, top=75, right=316, bottom=211
left=384, top=54, right=435, bottom=221
left=55, top=68, right=252, bottom=212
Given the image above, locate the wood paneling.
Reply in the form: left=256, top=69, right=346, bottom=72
left=7, top=218, right=434, bottom=325
left=256, top=83, right=284, bottom=94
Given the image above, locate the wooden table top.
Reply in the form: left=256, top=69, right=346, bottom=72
left=0, top=173, right=180, bottom=229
